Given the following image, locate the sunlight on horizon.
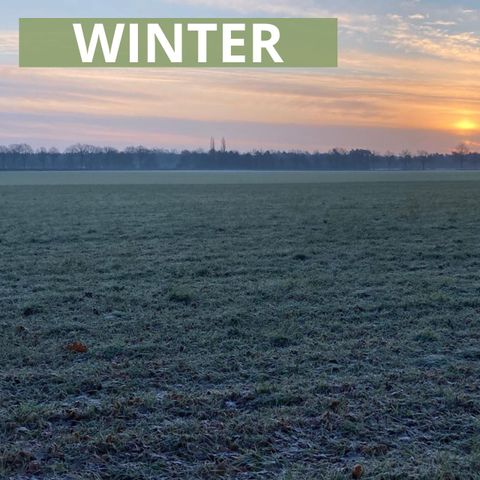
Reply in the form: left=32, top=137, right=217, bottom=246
left=454, top=119, right=478, bottom=133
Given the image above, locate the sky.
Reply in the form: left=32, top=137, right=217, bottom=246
left=1, top=0, right=480, bottom=153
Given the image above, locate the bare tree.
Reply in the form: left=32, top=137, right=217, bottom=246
left=400, top=150, right=412, bottom=170
left=417, top=150, right=429, bottom=171
left=65, top=144, right=102, bottom=169
left=453, top=143, right=470, bottom=170
left=9, top=144, right=33, bottom=155
left=8, top=144, right=33, bottom=169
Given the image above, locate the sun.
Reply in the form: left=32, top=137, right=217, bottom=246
left=455, top=119, right=478, bottom=132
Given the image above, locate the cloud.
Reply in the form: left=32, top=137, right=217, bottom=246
left=1, top=109, right=475, bottom=153
left=426, top=20, right=457, bottom=26
left=0, top=31, right=18, bottom=54
left=0, top=53, right=479, bottom=151
left=384, top=17, right=480, bottom=63
left=167, top=0, right=377, bottom=33
left=172, top=0, right=480, bottom=63
left=409, top=14, right=427, bottom=20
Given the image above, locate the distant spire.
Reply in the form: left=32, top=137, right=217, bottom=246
left=210, top=137, right=216, bottom=153
left=221, top=137, right=226, bottom=153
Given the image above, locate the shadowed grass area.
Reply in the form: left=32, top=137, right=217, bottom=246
left=1, top=179, right=480, bottom=479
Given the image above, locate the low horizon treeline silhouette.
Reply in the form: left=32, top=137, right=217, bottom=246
left=0, top=143, right=478, bottom=171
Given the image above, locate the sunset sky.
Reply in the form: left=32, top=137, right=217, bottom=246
left=1, top=0, right=480, bottom=153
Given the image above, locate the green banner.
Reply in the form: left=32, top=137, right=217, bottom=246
left=19, top=18, right=337, bottom=68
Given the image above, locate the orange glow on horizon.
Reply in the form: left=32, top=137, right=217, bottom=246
left=454, top=119, right=478, bottom=133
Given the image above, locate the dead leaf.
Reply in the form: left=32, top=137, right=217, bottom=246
left=352, top=464, right=364, bottom=479
left=65, top=408, right=82, bottom=420
left=329, top=399, right=341, bottom=412
left=65, top=342, right=88, bottom=353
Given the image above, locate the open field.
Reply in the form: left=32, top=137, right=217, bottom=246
left=1, top=170, right=480, bottom=186
left=1, top=174, right=480, bottom=479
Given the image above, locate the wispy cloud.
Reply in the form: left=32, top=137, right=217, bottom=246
left=169, top=0, right=480, bottom=63
left=384, top=15, right=480, bottom=63
left=168, top=0, right=377, bottom=33
left=0, top=31, right=18, bottom=54
left=1, top=52, right=479, bottom=151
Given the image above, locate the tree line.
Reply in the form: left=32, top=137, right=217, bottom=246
left=0, top=143, right=478, bottom=171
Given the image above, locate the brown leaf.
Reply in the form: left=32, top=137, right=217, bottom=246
left=329, top=399, right=341, bottom=412
left=65, top=342, right=88, bottom=353
left=65, top=408, right=82, bottom=421
left=352, top=464, right=364, bottom=479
